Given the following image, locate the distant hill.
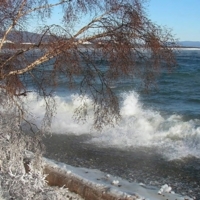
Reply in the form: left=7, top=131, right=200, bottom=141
left=178, top=41, right=200, bottom=48
left=1, top=31, right=200, bottom=48
left=0, top=31, right=52, bottom=43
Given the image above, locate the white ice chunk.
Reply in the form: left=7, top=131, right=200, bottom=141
left=158, top=184, right=172, bottom=194
left=112, top=180, right=119, bottom=186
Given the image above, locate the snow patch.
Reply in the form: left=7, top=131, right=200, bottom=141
left=43, top=158, right=193, bottom=200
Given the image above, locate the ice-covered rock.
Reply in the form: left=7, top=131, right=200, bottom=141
left=158, top=184, right=172, bottom=194
left=112, top=180, right=119, bottom=186
left=43, top=158, right=192, bottom=200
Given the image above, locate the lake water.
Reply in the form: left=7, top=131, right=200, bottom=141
left=26, top=48, right=200, bottom=198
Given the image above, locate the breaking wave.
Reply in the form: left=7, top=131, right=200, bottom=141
left=25, top=91, right=200, bottom=160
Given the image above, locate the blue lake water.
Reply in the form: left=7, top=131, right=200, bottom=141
left=27, top=49, right=200, bottom=159
left=25, top=48, right=200, bottom=198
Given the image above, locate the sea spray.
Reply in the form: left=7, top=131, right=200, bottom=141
left=24, top=90, right=200, bottom=160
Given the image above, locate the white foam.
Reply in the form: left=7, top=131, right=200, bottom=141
left=24, top=93, right=93, bottom=134
left=23, top=91, right=200, bottom=159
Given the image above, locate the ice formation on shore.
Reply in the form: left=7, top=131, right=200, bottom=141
left=43, top=157, right=195, bottom=200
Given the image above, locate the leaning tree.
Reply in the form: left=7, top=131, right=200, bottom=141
left=0, top=0, right=176, bottom=198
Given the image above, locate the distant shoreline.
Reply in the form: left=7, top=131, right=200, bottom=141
left=175, top=46, right=200, bottom=49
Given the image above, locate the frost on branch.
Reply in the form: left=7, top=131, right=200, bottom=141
left=0, top=91, right=83, bottom=199
left=0, top=91, right=46, bottom=199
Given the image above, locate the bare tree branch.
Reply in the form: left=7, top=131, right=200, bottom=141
left=0, top=0, right=26, bottom=49
left=0, top=0, right=177, bottom=130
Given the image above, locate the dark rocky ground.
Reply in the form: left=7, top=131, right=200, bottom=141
left=43, top=134, right=200, bottom=199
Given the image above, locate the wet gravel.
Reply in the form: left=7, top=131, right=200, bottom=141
left=43, top=134, right=200, bottom=199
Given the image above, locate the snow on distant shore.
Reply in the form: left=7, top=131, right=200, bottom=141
left=177, top=47, right=200, bottom=50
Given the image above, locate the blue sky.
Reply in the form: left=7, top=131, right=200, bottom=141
left=147, top=0, right=200, bottom=41
left=32, top=0, right=200, bottom=41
